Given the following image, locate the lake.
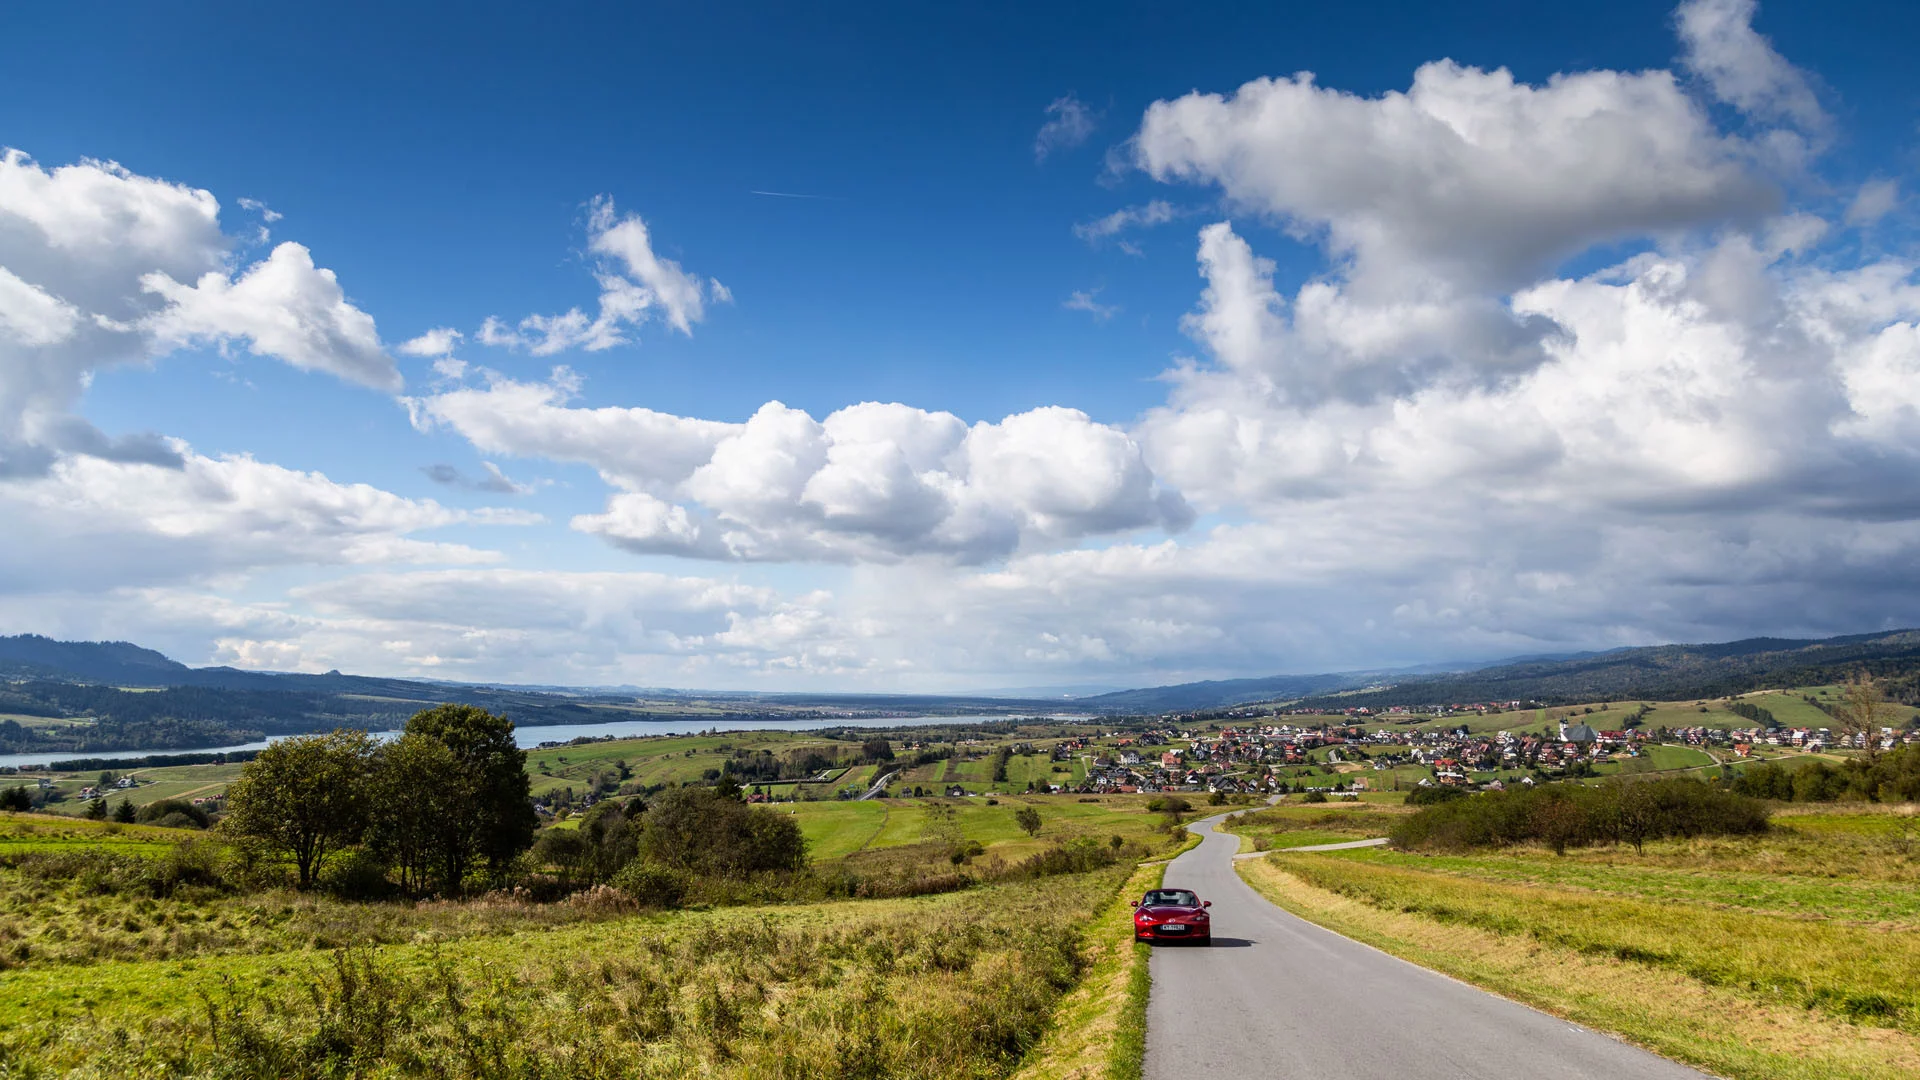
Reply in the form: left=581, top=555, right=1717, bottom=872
left=0, top=712, right=1089, bottom=771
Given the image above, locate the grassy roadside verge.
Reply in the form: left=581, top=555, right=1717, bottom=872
left=1012, top=862, right=1164, bottom=1080
left=1237, top=855, right=1920, bottom=1080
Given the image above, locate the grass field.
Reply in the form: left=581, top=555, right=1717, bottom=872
left=1635, top=744, right=1716, bottom=770
left=1239, top=804, right=1920, bottom=1080
left=0, top=864, right=1135, bottom=1078
left=0, top=814, right=661, bottom=971
left=786, top=799, right=890, bottom=858
left=0, top=814, right=200, bottom=858
left=1223, top=802, right=1408, bottom=853
left=810, top=794, right=1179, bottom=871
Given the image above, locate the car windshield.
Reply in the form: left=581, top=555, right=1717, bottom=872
left=1143, top=890, right=1198, bottom=907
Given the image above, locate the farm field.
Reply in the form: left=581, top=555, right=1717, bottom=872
left=793, top=793, right=1185, bottom=870
left=1240, top=803, right=1920, bottom=1080
left=525, top=730, right=855, bottom=800
left=12, top=758, right=248, bottom=818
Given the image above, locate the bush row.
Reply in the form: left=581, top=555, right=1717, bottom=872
left=1390, top=778, right=1771, bottom=854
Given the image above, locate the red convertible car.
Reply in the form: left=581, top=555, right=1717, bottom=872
left=1132, top=887, right=1211, bottom=944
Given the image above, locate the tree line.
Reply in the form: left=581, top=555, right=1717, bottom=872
left=218, top=704, right=813, bottom=900
left=1731, top=744, right=1919, bottom=803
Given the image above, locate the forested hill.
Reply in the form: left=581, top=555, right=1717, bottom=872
left=0, top=635, right=189, bottom=684
left=1285, top=630, right=1920, bottom=711
left=1079, top=670, right=1417, bottom=713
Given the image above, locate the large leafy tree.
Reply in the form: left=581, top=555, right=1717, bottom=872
left=222, top=729, right=378, bottom=889
left=638, top=786, right=806, bottom=877
left=377, top=704, right=536, bottom=894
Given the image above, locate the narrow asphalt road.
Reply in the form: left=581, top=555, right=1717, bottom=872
left=854, top=770, right=897, bottom=800
left=1144, top=813, right=1710, bottom=1080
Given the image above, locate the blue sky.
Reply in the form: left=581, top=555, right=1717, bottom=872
left=1, top=0, right=1917, bottom=688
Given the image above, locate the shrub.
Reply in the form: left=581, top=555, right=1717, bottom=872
left=1406, top=786, right=1468, bottom=806
left=138, top=798, right=212, bottom=828
left=321, top=846, right=397, bottom=901
left=610, top=860, right=690, bottom=908
left=1301, top=790, right=1329, bottom=804
left=992, top=837, right=1123, bottom=881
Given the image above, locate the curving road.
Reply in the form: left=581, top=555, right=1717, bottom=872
left=855, top=770, right=898, bottom=800
left=1143, top=813, right=1709, bottom=1080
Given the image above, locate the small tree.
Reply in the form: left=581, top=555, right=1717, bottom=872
left=1834, top=670, right=1886, bottom=757
left=0, top=786, right=30, bottom=812
left=112, top=799, right=136, bottom=823
left=222, top=729, right=378, bottom=889
left=85, top=796, right=108, bottom=820
left=1014, top=805, right=1042, bottom=837
left=1617, top=781, right=1660, bottom=854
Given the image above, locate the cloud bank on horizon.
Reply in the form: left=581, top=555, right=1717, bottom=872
left=0, top=0, right=1916, bottom=689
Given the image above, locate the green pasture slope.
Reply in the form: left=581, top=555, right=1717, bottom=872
left=0, top=814, right=197, bottom=857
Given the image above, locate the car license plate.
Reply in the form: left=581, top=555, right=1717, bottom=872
left=1161, top=924, right=1188, bottom=933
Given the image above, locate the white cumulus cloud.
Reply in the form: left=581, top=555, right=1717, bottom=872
left=0, top=149, right=402, bottom=475
left=142, top=241, right=401, bottom=392
left=479, top=197, right=726, bottom=354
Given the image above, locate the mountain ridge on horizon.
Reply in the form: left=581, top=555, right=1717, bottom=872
left=7, top=629, right=1920, bottom=715
left=1092, top=628, right=1920, bottom=714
